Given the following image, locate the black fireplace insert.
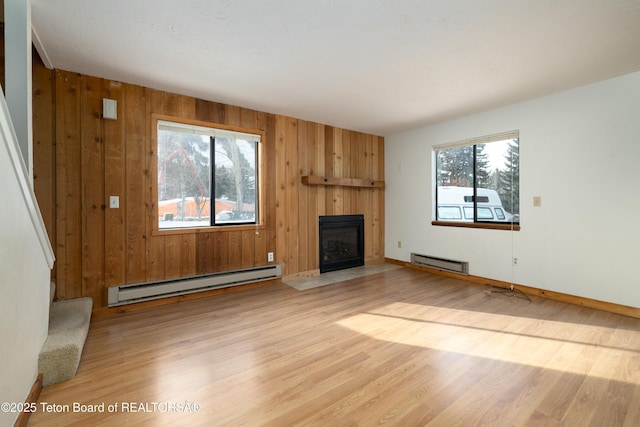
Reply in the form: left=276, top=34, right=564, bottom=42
left=319, top=215, right=364, bottom=273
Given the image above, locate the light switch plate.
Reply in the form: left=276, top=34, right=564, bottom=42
left=533, top=196, right=542, bottom=207
left=109, top=196, right=119, bottom=209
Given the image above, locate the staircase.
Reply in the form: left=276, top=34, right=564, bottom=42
left=38, top=284, right=93, bottom=387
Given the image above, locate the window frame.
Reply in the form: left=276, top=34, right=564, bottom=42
left=432, top=131, right=520, bottom=231
left=151, top=114, right=266, bottom=236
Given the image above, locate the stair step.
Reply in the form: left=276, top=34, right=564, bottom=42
left=38, top=297, right=93, bottom=387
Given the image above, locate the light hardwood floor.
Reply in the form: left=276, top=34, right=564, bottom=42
left=29, top=267, right=640, bottom=426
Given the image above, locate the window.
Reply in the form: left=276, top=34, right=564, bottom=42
left=156, top=118, right=261, bottom=229
left=434, top=131, right=519, bottom=228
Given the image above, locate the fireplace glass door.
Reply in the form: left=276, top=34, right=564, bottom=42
left=319, top=215, right=364, bottom=273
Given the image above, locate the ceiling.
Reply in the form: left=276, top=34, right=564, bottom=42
left=30, top=0, right=640, bottom=136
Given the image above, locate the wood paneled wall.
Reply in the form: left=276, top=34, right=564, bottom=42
left=30, top=65, right=384, bottom=308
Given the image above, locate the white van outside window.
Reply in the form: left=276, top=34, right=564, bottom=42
left=437, top=186, right=515, bottom=223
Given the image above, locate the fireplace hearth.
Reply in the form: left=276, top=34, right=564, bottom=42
left=319, top=215, right=364, bottom=273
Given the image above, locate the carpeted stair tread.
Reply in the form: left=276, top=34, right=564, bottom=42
left=38, top=297, right=92, bottom=387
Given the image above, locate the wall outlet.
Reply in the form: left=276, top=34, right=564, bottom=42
left=109, top=196, right=119, bottom=209
left=397, top=240, right=402, bottom=248
left=268, top=252, right=274, bottom=262
left=513, top=257, right=518, bottom=266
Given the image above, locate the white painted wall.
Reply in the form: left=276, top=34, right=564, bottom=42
left=385, top=71, right=640, bottom=308
left=5, top=0, right=34, bottom=176
left=0, top=88, right=52, bottom=426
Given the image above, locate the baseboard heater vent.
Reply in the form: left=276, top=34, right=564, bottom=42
left=108, top=264, right=281, bottom=307
left=411, top=253, right=469, bottom=275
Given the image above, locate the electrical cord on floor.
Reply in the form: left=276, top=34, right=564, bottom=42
left=484, top=284, right=531, bottom=303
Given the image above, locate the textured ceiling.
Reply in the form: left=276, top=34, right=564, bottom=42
left=30, top=0, right=640, bottom=136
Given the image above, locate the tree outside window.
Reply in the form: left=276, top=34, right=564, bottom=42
left=157, top=119, right=259, bottom=229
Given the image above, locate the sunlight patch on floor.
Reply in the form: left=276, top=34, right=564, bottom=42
left=335, top=302, right=640, bottom=382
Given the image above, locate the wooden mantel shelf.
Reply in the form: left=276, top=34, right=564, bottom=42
left=301, top=175, right=385, bottom=189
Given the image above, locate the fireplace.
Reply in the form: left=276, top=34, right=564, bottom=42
left=319, top=215, right=365, bottom=273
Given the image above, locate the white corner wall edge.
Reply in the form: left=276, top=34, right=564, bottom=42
left=0, top=86, right=55, bottom=268
left=0, top=87, right=51, bottom=427
left=31, top=25, right=54, bottom=69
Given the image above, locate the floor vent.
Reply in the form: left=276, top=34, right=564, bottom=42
left=411, top=253, right=469, bottom=275
left=108, top=264, right=281, bottom=306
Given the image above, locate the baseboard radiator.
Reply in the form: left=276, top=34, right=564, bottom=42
left=411, top=253, right=469, bottom=275
left=108, top=264, right=282, bottom=306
